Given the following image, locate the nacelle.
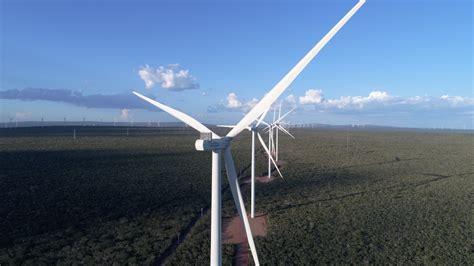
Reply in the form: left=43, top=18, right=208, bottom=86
left=195, top=138, right=228, bottom=151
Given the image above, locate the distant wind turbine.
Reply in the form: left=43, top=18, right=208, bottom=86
left=265, top=105, right=297, bottom=162
left=217, top=109, right=282, bottom=219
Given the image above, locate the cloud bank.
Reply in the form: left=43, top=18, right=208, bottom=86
left=208, top=92, right=259, bottom=113
left=296, top=89, right=473, bottom=115
left=0, top=88, right=155, bottom=110
left=138, top=64, right=199, bottom=91
left=299, top=89, right=324, bottom=104
left=209, top=90, right=472, bottom=128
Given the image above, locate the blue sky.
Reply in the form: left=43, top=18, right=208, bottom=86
left=1, top=0, right=472, bottom=129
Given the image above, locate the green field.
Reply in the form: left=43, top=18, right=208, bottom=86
left=1, top=127, right=473, bottom=264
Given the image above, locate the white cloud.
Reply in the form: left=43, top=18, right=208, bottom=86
left=293, top=89, right=472, bottom=115
left=299, top=89, right=324, bottom=105
left=367, top=91, right=392, bottom=101
left=405, top=95, right=431, bottom=104
left=402, top=95, right=473, bottom=108
left=120, top=109, right=131, bottom=120
left=138, top=64, right=199, bottom=91
left=285, top=94, right=297, bottom=105
left=226, top=92, right=242, bottom=108
left=205, top=89, right=472, bottom=128
left=440, top=95, right=474, bottom=105
left=221, top=93, right=259, bottom=112
left=325, top=90, right=395, bottom=109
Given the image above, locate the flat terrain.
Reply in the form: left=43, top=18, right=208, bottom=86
left=1, top=126, right=473, bottom=264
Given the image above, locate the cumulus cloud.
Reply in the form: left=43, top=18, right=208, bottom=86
left=285, top=94, right=297, bottom=105
left=225, top=93, right=259, bottom=111
left=299, top=89, right=324, bottom=105
left=211, top=89, right=471, bottom=116
left=209, top=92, right=259, bottom=113
left=138, top=64, right=199, bottom=91
left=226, top=93, right=242, bottom=108
left=439, top=95, right=473, bottom=106
left=324, top=91, right=396, bottom=109
left=120, top=109, right=131, bottom=120
left=299, top=90, right=395, bottom=108
left=0, top=88, right=156, bottom=110
left=295, top=89, right=473, bottom=116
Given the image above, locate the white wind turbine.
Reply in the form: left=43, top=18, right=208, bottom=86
left=262, top=105, right=280, bottom=178
left=260, top=104, right=297, bottom=178
left=133, top=1, right=365, bottom=264
left=265, top=104, right=297, bottom=162
left=274, top=103, right=297, bottom=161
left=217, top=109, right=283, bottom=219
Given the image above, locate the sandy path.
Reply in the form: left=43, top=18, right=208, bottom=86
left=223, top=214, right=269, bottom=266
left=222, top=160, right=285, bottom=265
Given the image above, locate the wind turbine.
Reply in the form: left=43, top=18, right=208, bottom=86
left=132, top=1, right=365, bottom=264
left=258, top=104, right=296, bottom=178
left=275, top=102, right=282, bottom=160
left=217, top=110, right=283, bottom=219
left=256, top=105, right=279, bottom=179
left=265, top=105, right=297, bottom=162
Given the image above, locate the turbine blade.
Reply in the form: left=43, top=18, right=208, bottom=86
left=273, top=105, right=276, bottom=122
left=278, top=124, right=295, bottom=139
left=270, top=128, right=276, bottom=154
left=226, top=0, right=365, bottom=138
left=133, top=91, right=219, bottom=138
left=257, top=132, right=283, bottom=178
left=260, top=120, right=270, bottom=127
left=255, top=107, right=270, bottom=127
left=276, top=107, right=297, bottom=124
left=278, top=101, right=282, bottom=119
left=263, top=123, right=277, bottom=133
left=223, top=148, right=260, bottom=266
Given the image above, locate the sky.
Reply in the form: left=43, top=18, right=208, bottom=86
left=1, top=0, right=472, bottom=129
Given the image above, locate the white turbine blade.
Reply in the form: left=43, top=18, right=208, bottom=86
left=223, top=148, right=260, bottom=265
left=260, top=120, right=270, bottom=127
left=255, top=107, right=270, bottom=127
left=272, top=130, right=276, bottom=153
left=216, top=125, right=236, bottom=128
left=270, top=128, right=276, bottom=154
left=278, top=124, right=295, bottom=139
left=272, top=105, right=276, bottom=123
left=133, top=91, right=219, bottom=138
left=226, top=0, right=365, bottom=138
left=276, top=107, right=297, bottom=124
left=277, top=124, right=295, bottom=139
left=263, top=123, right=276, bottom=133
left=257, top=132, right=283, bottom=178
left=278, top=101, right=282, bottom=120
